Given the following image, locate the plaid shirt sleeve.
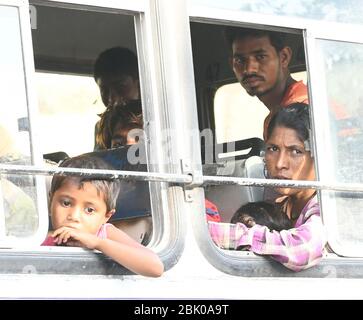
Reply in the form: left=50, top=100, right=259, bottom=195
left=208, top=199, right=325, bottom=272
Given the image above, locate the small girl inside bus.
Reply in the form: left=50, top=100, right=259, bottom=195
left=208, top=103, right=326, bottom=271
left=97, top=99, right=143, bottom=149
left=42, top=154, right=164, bottom=277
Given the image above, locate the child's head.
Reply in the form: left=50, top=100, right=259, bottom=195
left=97, top=100, right=143, bottom=149
left=231, top=201, right=292, bottom=231
left=49, top=154, right=120, bottom=233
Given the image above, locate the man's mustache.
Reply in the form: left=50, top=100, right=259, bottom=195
left=242, top=74, right=264, bottom=83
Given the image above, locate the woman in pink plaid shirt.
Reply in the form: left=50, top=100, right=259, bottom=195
left=208, top=103, right=326, bottom=271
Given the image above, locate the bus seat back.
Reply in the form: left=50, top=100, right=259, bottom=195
left=84, top=144, right=151, bottom=221
left=204, top=155, right=265, bottom=222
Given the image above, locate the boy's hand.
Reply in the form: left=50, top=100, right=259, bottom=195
left=52, top=227, right=100, bottom=249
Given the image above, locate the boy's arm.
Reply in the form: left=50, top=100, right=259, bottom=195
left=96, top=224, right=164, bottom=277
left=52, top=225, right=164, bottom=277
left=52, top=227, right=99, bottom=247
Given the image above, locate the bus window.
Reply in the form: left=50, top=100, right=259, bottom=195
left=214, top=71, right=306, bottom=144
left=189, top=0, right=363, bottom=276
left=311, top=39, right=363, bottom=256
left=191, top=0, right=363, bottom=26
left=0, top=0, right=194, bottom=278
left=30, top=3, right=157, bottom=248
left=0, top=6, right=30, bottom=160
left=31, top=5, right=137, bottom=157
left=0, top=2, right=176, bottom=276
left=35, top=72, right=104, bottom=157
left=189, top=19, right=342, bottom=275
left=0, top=4, right=47, bottom=242
left=214, top=83, right=268, bottom=143
left=191, top=21, right=309, bottom=222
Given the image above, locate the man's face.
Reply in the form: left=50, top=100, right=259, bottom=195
left=231, top=35, right=285, bottom=97
left=96, top=74, right=139, bottom=108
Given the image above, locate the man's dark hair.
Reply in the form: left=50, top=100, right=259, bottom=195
left=231, top=201, right=292, bottom=231
left=266, top=103, right=310, bottom=142
left=224, top=26, right=287, bottom=53
left=93, top=47, right=139, bottom=81
left=50, top=154, right=121, bottom=212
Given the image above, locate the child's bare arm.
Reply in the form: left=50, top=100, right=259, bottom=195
left=52, top=227, right=99, bottom=248
left=96, top=224, right=164, bottom=277
left=52, top=225, right=163, bottom=277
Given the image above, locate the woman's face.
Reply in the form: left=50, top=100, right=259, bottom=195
left=265, top=125, right=315, bottom=197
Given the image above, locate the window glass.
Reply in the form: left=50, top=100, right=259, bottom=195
left=0, top=6, right=39, bottom=238
left=0, top=6, right=31, bottom=160
left=210, top=75, right=309, bottom=223
left=316, top=40, right=363, bottom=184
left=192, top=0, right=363, bottom=26
left=31, top=5, right=154, bottom=250
left=214, top=72, right=306, bottom=144
left=35, top=72, right=104, bottom=157
left=316, top=39, right=363, bottom=253
left=191, top=20, right=336, bottom=276
left=32, top=5, right=137, bottom=156
left=214, top=83, right=268, bottom=143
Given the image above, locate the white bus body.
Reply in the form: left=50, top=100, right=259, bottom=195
left=0, top=0, right=363, bottom=299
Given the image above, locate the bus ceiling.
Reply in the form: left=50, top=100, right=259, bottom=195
left=31, top=4, right=137, bottom=75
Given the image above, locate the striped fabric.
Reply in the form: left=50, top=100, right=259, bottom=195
left=208, top=195, right=326, bottom=272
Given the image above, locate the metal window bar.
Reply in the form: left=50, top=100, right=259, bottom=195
left=2, top=164, right=363, bottom=193
left=0, top=164, right=193, bottom=184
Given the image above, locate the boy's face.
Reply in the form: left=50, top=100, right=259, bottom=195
left=50, top=178, right=113, bottom=234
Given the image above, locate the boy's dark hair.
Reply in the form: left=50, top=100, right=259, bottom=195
left=93, top=47, right=139, bottom=81
left=231, top=201, right=292, bottom=231
left=224, top=26, right=287, bottom=53
left=97, top=100, right=143, bottom=149
left=266, top=103, right=310, bottom=142
left=49, top=154, right=121, bottom=212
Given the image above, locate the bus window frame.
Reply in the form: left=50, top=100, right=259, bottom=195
left=305, top=28, right=363, bottom=258
left=188, top=6, right=363, bottom=277
left=0, top=0, right=189, bottom=275
left=0, top=0, right=49, bottom=246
